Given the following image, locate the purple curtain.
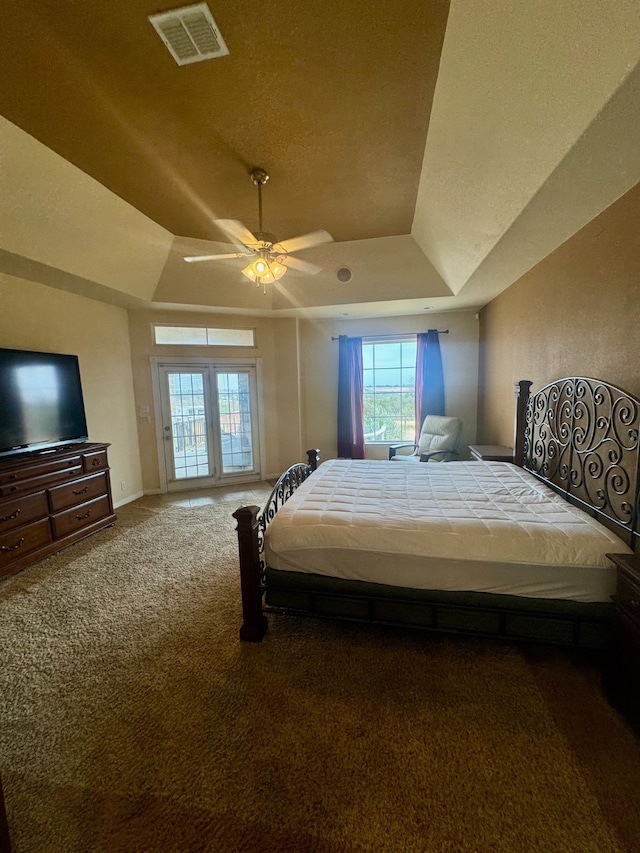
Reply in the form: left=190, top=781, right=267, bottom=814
left=337, top=335, right=365, bottom=459
left=415, top=330, right=445, bottom=443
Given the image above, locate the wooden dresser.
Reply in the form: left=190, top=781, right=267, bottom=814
left=0, top=442, right=116, bottom=581
left=604, top=552, right=640, bottom=734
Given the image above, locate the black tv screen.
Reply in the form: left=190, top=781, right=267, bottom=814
left=0, top=347, right=88, bottom=457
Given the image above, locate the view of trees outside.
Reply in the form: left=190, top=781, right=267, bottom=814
left=362, top=340, right=417, bottom=441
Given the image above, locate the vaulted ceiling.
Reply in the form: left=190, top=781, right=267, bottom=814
left=1, top=0, right=640, bottom=317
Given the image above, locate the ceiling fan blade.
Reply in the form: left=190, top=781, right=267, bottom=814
left=281, top=255, right=323, bottom=275
left=214, top=219, right=261, bottom=250
left=276, top=229, right=333, bottom=254
left=184, top=252, right=247, bottom=263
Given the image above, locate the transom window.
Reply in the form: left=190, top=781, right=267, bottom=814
left=154, top=325, right=255, bottom=347
left=362, top=338, right=416, bottom=442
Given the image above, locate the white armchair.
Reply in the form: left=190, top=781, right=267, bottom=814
left=388, top=415, right=463, bottom=463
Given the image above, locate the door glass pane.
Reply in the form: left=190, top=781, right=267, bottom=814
left=216, top=372, right=254, bottom=472
left=168, top=372, right=210, bottom=479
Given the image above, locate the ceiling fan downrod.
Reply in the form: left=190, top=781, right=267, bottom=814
left=250, top=167, right=269, bottom=238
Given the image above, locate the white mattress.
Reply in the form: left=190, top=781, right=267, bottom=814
left=264, top=459, right=632, bottom=603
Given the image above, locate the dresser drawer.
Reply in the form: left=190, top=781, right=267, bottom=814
left=0, top=454, right=82, bottom=486
left=0, top=518, right=52, bottom=569
left=49, top=472, right=108, bottom=513
left=0, top=491, right=49, bottom=535
left=51, top=495, right=112, bottom=539
left=82, top=450, right=109, bottom=473
left=0, top=465, right=84, bottom=498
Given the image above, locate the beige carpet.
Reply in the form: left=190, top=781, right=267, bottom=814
left=1, top=491, right=640, bottom=852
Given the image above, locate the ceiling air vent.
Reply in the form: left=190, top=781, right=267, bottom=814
left=149, top=3, right=229, bottom=66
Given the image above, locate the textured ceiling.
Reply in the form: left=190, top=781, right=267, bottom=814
left=0, top=0, right=448, bottom=244
left=2, top=0, right=640, bottom=317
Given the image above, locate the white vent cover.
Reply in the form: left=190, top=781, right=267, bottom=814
left=149, top=3, right=229, bottom=66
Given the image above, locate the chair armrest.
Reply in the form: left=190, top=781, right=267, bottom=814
left=388, top=443, right=418, bottom=459
left=419, top=450, right=460, bottom=462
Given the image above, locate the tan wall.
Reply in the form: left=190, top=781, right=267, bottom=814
left=128, top=308, right=480, bottom=490
left=300, top=311, right=480, bottom=461
left=478, top=182, right=640, bottom=447
left=0, top=273, right=143, bottom=503
left=272, top=317, right=304, bottom=467
left=127, top=310, right=304, bottom=490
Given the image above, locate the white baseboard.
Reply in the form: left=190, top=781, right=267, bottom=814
left=113, top=491, right=144, bottom=509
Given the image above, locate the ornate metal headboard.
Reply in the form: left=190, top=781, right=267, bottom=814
left=514, top=378, right=640, bottom=549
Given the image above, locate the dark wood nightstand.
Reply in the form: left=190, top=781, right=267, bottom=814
left=604, top=552, right=640, bottom=734
left=469, top=444, right=514, bottom=463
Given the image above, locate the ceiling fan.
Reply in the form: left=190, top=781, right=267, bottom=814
left=184, top=167, right=333, bottom=290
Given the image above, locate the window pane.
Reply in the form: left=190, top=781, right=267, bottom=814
left=166, top=371, right=210, bottom=479
left=154, top=325, right=254, bottom=346
left=206, top=328, right=254, bottom=347
left=362, top=339, right=416, bottom=442
left=402, top=368, right=416, bottom=387
left=155, top=326, right=207, bottom=345
left=401, top=340, right=417, bottom=363
left=217, top=372, right=253, bottom=472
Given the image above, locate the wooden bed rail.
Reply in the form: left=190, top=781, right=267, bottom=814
left=234, top=449, right=320, bottom=641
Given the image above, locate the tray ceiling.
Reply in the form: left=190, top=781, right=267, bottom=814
left=1, top=0, right=639, bottom=317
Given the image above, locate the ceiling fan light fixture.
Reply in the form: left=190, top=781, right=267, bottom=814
left=242, top=254, right=287, bottom=286
left=185, top=167, right=333, bottom=291
left=269, top=259, right=287, bottom=280
left=241, top=263, right=257, bottom=282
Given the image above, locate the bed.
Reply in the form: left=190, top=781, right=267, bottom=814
left=234, top=378, right=640, bottom=648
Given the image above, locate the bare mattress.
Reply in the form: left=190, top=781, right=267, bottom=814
left=264, top=459, right=632, bottom=603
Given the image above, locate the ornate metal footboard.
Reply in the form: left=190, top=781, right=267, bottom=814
left=233, top=449, right=320, bottom=641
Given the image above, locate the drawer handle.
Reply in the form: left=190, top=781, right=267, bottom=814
left=1, top=537, right=25, bottom=553
left=73, top=486, right=89, bottom=496
left=91, top=459, right=101, bottom=467
left=76, top=509, right=92, bottom=520
left=8, top=474, right=17, bottom=481
left=8, top=486, right=19, bottom=493
left=0, top=508, right=21, bottom=523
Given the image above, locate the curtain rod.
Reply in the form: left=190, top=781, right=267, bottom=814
left=331, top=330, right=449, bottom=341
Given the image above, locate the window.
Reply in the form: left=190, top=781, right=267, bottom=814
left=154, top=325, right=255, bottom=347
left=362, top=338, right=416, bottom=442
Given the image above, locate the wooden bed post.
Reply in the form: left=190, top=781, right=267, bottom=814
left=307, top=449, right=320, bottom=470
left=514, top=380, right=532, bottom=468
left=233, top=505, right=268, bottom=642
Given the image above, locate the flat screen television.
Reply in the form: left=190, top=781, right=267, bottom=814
left=0, top=347, right=89, bottom=457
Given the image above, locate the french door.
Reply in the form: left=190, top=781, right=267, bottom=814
left=156, top=363, right=261, bottom=491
